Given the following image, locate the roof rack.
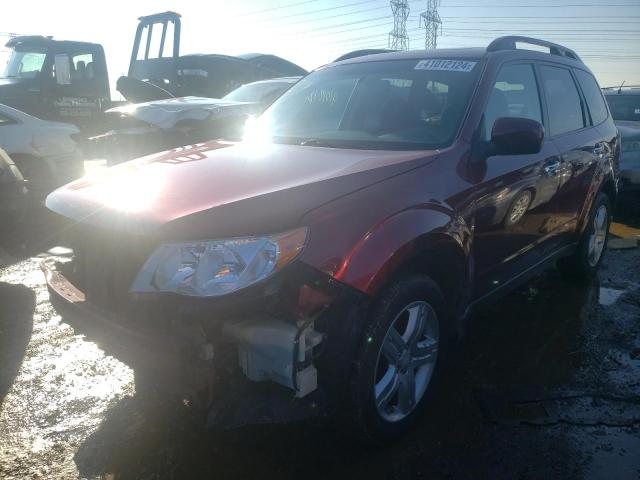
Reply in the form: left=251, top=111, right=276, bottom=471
left=487, top=36, right=582, bottom=63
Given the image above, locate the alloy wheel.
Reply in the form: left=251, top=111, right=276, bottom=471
left=587, top=204, right=608, bottom=267
left=374, top=301, right=439, bottom=422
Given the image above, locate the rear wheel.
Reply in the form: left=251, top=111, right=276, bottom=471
left=349, top=275, right=450, bottom=443
left=558, top=192, right=611, bottom=280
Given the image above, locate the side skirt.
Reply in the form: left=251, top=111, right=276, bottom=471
left=462, top=242, right=578, bottom=321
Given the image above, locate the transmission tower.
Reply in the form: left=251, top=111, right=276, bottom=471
left=388, top=0, right=410, bottom=51
left=419, top=0, right=442, bottom=49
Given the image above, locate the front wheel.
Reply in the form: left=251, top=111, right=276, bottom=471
left=349, top=275, right=450, bottom=443
left=558, top=192, right=611, bottom=280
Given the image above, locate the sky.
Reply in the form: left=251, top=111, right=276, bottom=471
left=2, top=0, right=639, bottom=95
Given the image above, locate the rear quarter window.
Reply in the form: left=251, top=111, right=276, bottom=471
left=540, top=65, right=585, bottom=136
left=574, top=69, right=608, bottom=125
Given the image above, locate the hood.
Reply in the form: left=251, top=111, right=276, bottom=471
left=46, top=140, right=437, bottom=239
left=0, top=77, right=26, bottom=96
left=0, top=77, right=21, bottom=87
left=107, top=96, right=258, bottom=130
left=615, top=120, right=640, bottom=140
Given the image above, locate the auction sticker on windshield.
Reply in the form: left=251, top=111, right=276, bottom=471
left=415, top=59, right=477, bottom=72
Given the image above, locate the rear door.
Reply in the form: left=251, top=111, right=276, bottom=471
left=537, top=63, right=600, bottom=238
left=471, top=62, right=564, bottom=298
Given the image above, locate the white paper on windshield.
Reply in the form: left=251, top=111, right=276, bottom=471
left=414, top=59, right=477, bottom=72
left=635, top=108, right=640, bottom=115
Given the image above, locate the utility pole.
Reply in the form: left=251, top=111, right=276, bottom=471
left=388, top=0, right=410, bottom=51
left=420, top=0, right=442, bottom=49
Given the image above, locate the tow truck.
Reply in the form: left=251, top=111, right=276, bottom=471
left=0, top=11, right=306, bottom=137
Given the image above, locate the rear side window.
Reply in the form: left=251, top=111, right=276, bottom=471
left=575, top=69, right=608, bottom=125
left=71, top=53, right=95, bottom=81
left=540, top=65, right=585, bottom=136
left=483, top=63, right=542, bottom=140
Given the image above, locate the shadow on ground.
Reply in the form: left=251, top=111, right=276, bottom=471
left=73, top=271, right=609, bottom=480
left=0, top=283, right=35, bottom=406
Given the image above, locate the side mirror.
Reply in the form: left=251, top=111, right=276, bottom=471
left=491, top=117, right=544, bottom=155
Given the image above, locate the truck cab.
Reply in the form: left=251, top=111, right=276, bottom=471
left=0, top=36, right=111, bottom=130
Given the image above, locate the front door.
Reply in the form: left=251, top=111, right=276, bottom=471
left=464, top=62, right=566, bottom=299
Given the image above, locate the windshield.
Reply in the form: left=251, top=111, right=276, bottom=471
left=605, top=94, right=640, bottom=122
left=223, top=81, right=291, bottom=103
left=244, top=59, right=481, bottom=150
left=1, top=46, right=47, bottom=79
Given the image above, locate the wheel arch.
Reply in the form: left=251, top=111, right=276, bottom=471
left=334, top=205, right=472, bottom=323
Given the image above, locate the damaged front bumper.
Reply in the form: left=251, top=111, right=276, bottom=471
left=42, top=257, right=369, bottom=424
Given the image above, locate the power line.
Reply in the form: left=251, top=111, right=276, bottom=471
left=236, top=0, right=319, bottom=17
left=437, top=3, right=640, bottom=7
left=275, top=4, right=389, bottom=27
left=273, top=0, right=382, bottom=21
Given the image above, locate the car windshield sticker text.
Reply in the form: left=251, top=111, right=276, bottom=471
left=414, top=59, right=477, bottom=72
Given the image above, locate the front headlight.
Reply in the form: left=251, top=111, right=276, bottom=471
left=130, top=227, right=307, bottom=297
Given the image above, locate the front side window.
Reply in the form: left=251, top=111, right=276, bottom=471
left=248, top=59, right=482, bottom=150
left=1, top=47, right=47, bottom=79
left=605, top=94, right=640, bottom=122
left=574, top=69, right=608, bottom=125
left=540, top=65, right=585, bottom=136
left=483, top=63, right=542, bottom=140
left=223, top=81, right=291, bottom=104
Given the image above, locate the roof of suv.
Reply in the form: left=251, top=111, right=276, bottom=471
left=331, top=36, right=584, bottom=68
left=602, top=87, right=640, bottom=96
left=335, top=47, right=487, bottom=65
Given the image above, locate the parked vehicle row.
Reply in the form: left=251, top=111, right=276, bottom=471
left=42, top=36, right=619, bottom=442
left=90, top=76, right=300, bottom=165
left=603, top=86, right=640, bottom=209
left=0, top=103, right=83, bottom=206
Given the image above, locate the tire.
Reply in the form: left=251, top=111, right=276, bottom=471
left=558, top=192, right=611, bottom=280
left=134, top=369, right=176, bottom=404
left=348, top=274, right=450, bottom=444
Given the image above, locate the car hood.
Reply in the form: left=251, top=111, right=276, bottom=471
left=0, top=77, right=21, bottom=87
left=46, top=140, right=437, bottom=239
left=106, top=96, right=258, bottom=130
left=615, top=120, right=640, bottom=140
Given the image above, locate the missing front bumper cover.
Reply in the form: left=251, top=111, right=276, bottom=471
left=223, top=317, right=324, bottom=398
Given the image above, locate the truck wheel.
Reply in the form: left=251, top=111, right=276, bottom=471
left=558, top=192, right=611, bottom=281
left=349, top=274, right=450, bottom=444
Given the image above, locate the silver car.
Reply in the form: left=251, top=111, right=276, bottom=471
left=0, top=103, right=83, bottom=201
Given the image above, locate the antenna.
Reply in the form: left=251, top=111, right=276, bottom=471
left=388, top=0, right=410, bottom=51
left=419, top=0, right=442, bottom=50
left=618, top=80, right=626, bottom=94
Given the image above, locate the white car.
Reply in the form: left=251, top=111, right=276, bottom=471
left=0, top=103, right=83, bottom=201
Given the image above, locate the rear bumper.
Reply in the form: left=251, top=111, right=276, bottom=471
left=42, top=259, right=214, bottom=390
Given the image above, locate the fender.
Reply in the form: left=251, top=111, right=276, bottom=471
left=576, top=150, right=619, bottom=236
left=333, top=204, right=472, bottom=301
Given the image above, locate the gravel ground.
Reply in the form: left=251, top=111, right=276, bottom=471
left=0, top=212, right=639, bottom=479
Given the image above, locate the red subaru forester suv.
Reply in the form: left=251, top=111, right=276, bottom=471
left=44, top=36, right=619, bottom=442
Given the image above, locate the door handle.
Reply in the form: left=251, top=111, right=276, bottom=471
left=544, top=160, right=561, bottom=176
left=593, top=142, right=606, bottom=157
